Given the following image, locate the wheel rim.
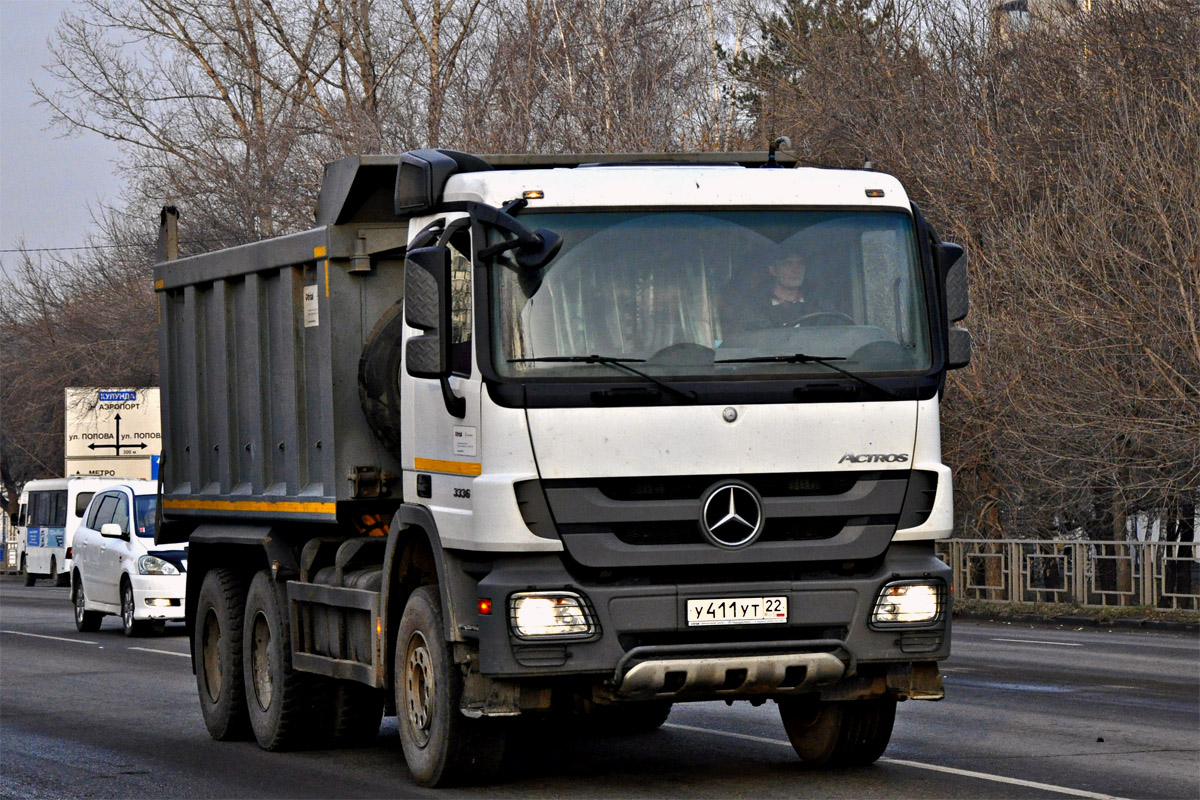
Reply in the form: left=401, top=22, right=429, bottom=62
left=249, top=611, right=273, bottom=711
left=123, top=585, right=134, bottom=631
left=404, top=631, right=434, bottom=746
left=75, top=585, right=85, bottom=624
left=200, top=608, right=222, bottom=702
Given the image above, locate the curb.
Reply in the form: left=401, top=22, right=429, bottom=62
left=954, top=609, right=1199, bottom=634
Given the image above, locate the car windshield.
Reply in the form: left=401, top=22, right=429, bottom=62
left=134, top=496, right=157, bottom=538
left=489, top=210, right=930, bottom=379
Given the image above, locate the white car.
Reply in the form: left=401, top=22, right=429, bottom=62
left=70, top=481, right=187, bottom=636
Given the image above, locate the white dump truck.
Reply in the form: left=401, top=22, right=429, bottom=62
left=154, top=149, right=970, bottom=786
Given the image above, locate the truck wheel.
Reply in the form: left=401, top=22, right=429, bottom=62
left=22, top=558, right=35, bottom=586
left=73, top=577, right=103, bottom=632
left=195, top=568, right=252, bottom=741
left=243, top=570, right=329, bottom=751
left=331, top=680, right=385, bottom=746
left=396, top=585, right=507, bottom=787
left=779, top=696, right=896, bottom=768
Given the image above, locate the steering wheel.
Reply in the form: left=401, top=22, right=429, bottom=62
left=646, top=342, right=716, bottom=366
left=787, top=311, right=856, bottom=327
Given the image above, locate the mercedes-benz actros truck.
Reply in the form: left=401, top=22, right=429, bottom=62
left=154, top=149, right=970, bottom=786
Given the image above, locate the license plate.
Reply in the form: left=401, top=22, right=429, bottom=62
left=686, top=596, right=788, bottom=626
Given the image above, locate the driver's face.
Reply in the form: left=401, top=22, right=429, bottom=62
left=768, top=257, right=806, bottom=288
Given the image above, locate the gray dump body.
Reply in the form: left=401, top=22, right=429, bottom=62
left=155, top=156, right=412, bottom=525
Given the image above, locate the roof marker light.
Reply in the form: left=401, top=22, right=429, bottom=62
left=523, top=190, right=545, bottom=200
left=866, top=189, right=885, bottom=198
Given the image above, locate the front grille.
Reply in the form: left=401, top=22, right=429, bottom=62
left=608, top=516, right=847, bottom=546
left=530, top=471, right=914, bottom=568
left=562, top=472, right=863, bottom=502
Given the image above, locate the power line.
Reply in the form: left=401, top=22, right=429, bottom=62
left=1, top=240, right=223, bottom=255
left=0, top=244, right=149, bottom=254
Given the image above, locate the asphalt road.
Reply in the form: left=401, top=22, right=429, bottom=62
left=1, top=575, right=1197, bottom=799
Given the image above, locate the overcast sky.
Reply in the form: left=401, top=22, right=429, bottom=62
left=1, top=0, right=123, bottom=276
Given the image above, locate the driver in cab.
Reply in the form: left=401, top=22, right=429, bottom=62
left=720, top=249, right=836, bottom=334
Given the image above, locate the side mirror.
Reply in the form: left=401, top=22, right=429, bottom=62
left=395, top=149, right=493, bottom=216
left=934, top=242, right=968, bottom=323
left=472, top=203, right=562, bottom=272
left=100, top=523, right=125, bottom=540
left=947, top=327, right=972, bottom=370
left=404, top=246, right=452, bottom=379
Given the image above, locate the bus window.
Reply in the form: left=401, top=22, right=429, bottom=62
left=75, top=492, right=95, bottom=518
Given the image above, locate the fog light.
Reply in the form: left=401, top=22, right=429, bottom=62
left=510, top=592, right=594, bottom=638
left=145, top=597, right=173, bottom=607
left=871, top=581, right=942, bottom=626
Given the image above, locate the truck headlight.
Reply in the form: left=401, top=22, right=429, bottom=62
left=509, top=592, right=595, bottom=638
left=138, top=555, right=180, bottom=576
left=870, top=580, right=943, bottom=626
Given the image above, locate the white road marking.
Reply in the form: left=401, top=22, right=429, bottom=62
left=664, top=722, right=1130, bottom=800
left=992, top=637, right=1084, bottom=647
left=666, top=722, right=786, bottom=748
left=128, top=647, right=189, bottom=658
left=1, top=629, right=97, bottom=645
left=881, top=758, right=1129, bottom=800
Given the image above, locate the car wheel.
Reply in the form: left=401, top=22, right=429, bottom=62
left=73, top=576, right=103, bottom=633
left=243, top=570, right=330, bottom=751
left=396, top=585, right=508, bottom=787
left=778, top=695, right=896, bottom=768
left=121, top=579, right=148, bottom=637
left=195, top=568, right=252, bottom=740
left=22, top=557, right=35, bottom=587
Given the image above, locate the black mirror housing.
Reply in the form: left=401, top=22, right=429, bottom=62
left=934, top=242, right=969, bottom=323
left=395, top=149, right=492, bottom=216
left=516, top=228, right=564, bottom=271
left=404, top=246, right=452, bottom=379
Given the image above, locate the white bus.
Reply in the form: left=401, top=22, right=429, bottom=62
left=15, top=478, right=132, bottom=586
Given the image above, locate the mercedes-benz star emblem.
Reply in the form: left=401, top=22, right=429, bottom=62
left=700, top=483, right=764, bottom=548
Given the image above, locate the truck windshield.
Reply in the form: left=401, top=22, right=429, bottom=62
left=489, top=209, right=930, bottom=380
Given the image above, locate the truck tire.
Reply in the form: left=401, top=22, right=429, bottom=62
left=73, top=577, right=103, bottom=632
left=195, top=568, right=252, bottom=741
left=778, top=696, right=896, bottom=768
left=243, top=570, right=330, bottom=751
left=396, top=585, right=507, bottom=787
left=330, top=680, right=385, bottom=746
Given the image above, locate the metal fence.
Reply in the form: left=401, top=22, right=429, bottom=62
left=937, top=539, right=1199, bottom=610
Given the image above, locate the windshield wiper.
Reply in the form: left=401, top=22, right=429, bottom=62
left=508, top=355, right=699, bottom=403
left=716, top=353, right=897, bottom=399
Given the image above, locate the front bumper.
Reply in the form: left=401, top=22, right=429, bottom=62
left=473, top=541, right=950, bottom=697
left=131, top=574, right=186, bottom=622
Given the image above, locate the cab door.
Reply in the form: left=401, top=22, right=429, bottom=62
left=406, top=220, right=481, bottom=547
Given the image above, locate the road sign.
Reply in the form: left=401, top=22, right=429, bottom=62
left=64, top=388, right=161, bottom=475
